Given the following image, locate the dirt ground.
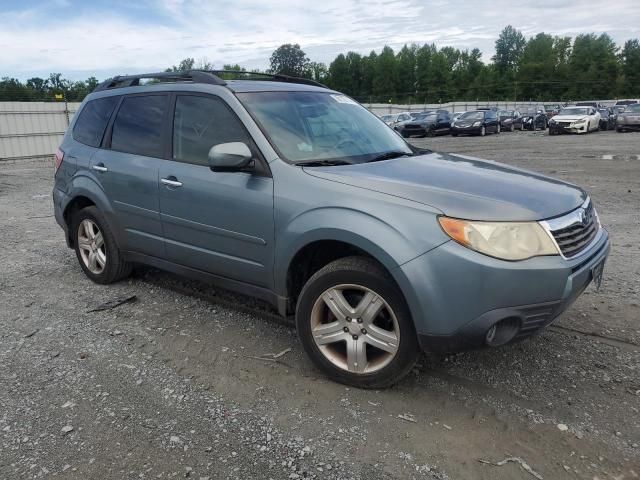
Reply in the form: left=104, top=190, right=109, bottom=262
left=1, top=129, right=639, bottom=479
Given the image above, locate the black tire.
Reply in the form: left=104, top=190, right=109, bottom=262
left=617, top=127, right=624, bottom=133
left=480, top=126, right=486, bottom=136
left=510, top=123, right=515, bottom=132
left=295, top=256, right=419, bottom=388
left=520, top=123, right=525, bottom=131
left=401, top=131, right=409, bottom=138
left=426, top=128, right=435, bottom=137
left=451, top=132, right=458, bottom=137
left=72, top=206, right=132, bottom=284
left=496, top=124, right=501, bottom=134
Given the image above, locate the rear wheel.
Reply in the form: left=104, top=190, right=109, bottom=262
left=510, top=123, right=515, bottom=132
left=72, top=206, right=132, bottom=284
left=496, top=124, right=501, bottom=134
left=295, top=256, right=418, bottom=388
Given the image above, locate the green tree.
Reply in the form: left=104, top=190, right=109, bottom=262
left=568, top=33, right=618, bottom=99
left=166, top=58, right=195, bottom=72
left=327, top=54, right=350, bottom=93
left=269, top=44, right=310, bottom=77
left=395, top=44, right=417, bottom=100
left=518, top=33, right=556, bottom=100
left=620, top=39, right=640, bottom=96
left=372, top=46, right=397, bottom=101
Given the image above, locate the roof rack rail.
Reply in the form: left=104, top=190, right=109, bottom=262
left=93, top=70, right=226, bottom=92
left=92, top=69, right=327, bottom=93
left=206, top=70, right=327, bottom=88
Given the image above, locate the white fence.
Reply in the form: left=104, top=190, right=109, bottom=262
left=0, top=99, right=620, bottom=162
left=0, top=102, right=80, bottom=162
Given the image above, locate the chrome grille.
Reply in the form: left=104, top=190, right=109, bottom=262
left=549, top=201, right=598, bottom=258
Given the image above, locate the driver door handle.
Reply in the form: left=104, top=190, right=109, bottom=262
left=92, top=163, right=108, bottom=172
left=161, top=177, right=183, bottom=188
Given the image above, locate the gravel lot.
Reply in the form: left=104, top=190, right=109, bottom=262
left=1, top=130, right=639, bottom=479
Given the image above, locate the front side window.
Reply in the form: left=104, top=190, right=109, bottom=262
left=73, top=96, right=119, bottom=147
left=237, top=92, right=412, bottom=164
left=111, top=95, right=168, bottom=158
left=172, top=95, right=252, bottom=166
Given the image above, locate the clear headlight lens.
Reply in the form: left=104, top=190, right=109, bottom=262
left=472, top=121, right=482, bottom=126
left=438, top=217, right=559, bottom=261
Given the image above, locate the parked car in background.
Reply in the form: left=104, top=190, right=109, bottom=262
left=54, top=70, right=610, bottom=388
left=476, top=106, right=499, bottom=112
left=616, top=103, right=640, bottom=132
left=451, top=110, right=500, bottom=136
left=613, top=99, right=639, bottom=114
left=548, top=106, right=601, bottom=134
left=597, top=108, right=616, bottom=130
left=544, top=104, right=561, bottom=119
left=520, top=106, right=548, bottom=130
left=451, top=111, right=466, bottom=123
left=497, top=110, right=524, bottom=132
left=399, top=111, right=451, bottom=137
left=380, top=112, right=412, bottom=128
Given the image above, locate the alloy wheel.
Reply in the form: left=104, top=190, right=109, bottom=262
left=310, top=284, right=400, bottom=374
left=77, top=219, right=106, bottom=274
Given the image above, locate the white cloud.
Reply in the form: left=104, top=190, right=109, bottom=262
left=1, top=0, right=638, bottom=80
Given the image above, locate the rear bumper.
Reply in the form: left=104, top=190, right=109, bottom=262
left=53, top=187, right=72, bottom=248
left=394, top=228, right=610, bottom=354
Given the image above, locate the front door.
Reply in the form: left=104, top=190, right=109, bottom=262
left=159, top=93, right=274, bottom=288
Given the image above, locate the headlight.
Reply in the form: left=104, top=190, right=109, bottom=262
left=438, top=217, right=559, bottom=261
left=472, top=121, right=481, bottom=127
left=572, top=119, right=586, bottom=125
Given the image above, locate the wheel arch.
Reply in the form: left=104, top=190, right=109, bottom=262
left=62, top=175, right=117, bottom=247
left=276, top=217, right=417, bottom=315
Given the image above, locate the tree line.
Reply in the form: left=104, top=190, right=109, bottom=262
left=1, top=25, right=638, bottom=103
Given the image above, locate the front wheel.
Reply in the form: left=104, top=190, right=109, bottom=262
left=480, top=126, right=486, bottom=136
left=295, top=256, right=418, bottom=388
left=510, top=123, right=515, bottom=132
left=496, top=124, right=501, bottom=134
left=72, top=206, right=132, bottom=284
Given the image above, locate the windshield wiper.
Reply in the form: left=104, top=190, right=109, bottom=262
left=367, top=151, right=412, bottom=163
left=294, top=159, right=353, bottom=167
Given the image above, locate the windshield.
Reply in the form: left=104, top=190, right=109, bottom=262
left=625, top=104, right=640, bottom=113
left=380, top=115, right=393, bottom=122
left=459, top=111, right=484, bottom=120
left=560, top=107, right=589, bottom=116
left=237, top=91, right=412, bottom=164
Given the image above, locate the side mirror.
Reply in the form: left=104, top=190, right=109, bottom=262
left=208, top=142, right=253, bottom=172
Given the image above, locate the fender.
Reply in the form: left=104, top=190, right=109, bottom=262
left=63, top=173, right=125, bottom=247
left=274, top=206, right=448, bottom=296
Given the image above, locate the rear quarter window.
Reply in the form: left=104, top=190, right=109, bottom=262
left=72, top=96, right=119, bottom=147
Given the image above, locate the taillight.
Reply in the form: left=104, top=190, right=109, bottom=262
left=54, top=148, right=64, bottom=175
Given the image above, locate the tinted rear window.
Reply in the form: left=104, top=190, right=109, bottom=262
left=72, top=96, right=119, bottom=147
left=111, top=95, right=168, bottom=158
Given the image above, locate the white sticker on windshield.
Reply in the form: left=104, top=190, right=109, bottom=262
left=331, top=94, right=358, bottom=105
left=297, top=142, right=313, bottom=152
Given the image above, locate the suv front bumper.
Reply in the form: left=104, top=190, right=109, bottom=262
left=395, top=228, right=610, bottom=353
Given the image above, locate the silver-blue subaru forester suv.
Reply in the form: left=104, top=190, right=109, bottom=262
left=53, top=70, right=610, bottom=388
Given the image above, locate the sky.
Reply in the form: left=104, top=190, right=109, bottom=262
left=1, top=0, right=639, bottom=81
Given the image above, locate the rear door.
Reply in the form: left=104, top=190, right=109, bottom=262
left=91, top=93, right=169, bottom=258
left=158, top=93, right=274, bottom=288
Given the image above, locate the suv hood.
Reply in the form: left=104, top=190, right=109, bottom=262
left=303, top=152, right=586, bottom=221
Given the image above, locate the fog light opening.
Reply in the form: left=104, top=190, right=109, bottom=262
left=485, top=317, right=521, bottom=347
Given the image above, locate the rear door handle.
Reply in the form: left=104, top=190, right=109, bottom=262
left=92, top=163, right=108, bottom=172
left=161, top=177, right=183, bottom=188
